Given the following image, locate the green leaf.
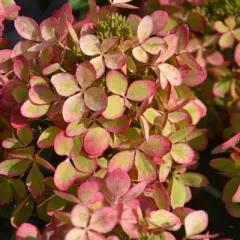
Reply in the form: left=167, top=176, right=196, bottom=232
left=47, top=195, right=67, bottom=216
left=17, top=126, right=33, bottom=146
left=9, top=179, right=26, bottom=200
left=222, top=177, right=240, bottom=203
left=27, top=163, right=44, bottom=199
left=38, top=126, right=61, bottom=149
left=171, top=177, right=186, bottom=209
left=177, top=173, right=209, bottom=188
left=0, top=182, right=13, bottom=205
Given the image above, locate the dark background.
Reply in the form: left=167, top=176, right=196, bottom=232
left=1, top=0, right=240, bottom=239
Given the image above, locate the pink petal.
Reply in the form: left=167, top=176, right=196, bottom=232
left=65, top=228, right=87, bottom=240
left=171, top=143, right=195, bottom=164
left=71, top=204, right=90, bottom=228
left=232, top=185, right=240, bottom=203
left=78, top=181, right=99, bottom=204
left=40, top=17, right=58, bottom=42
left=214, top=21, right=229, bottom=33
left=79, top=34, right=101, bottom=56
left=206, top=51, right=224, bottom=66
left=13, top=56, right=30, bottom=82
left=151, top=10, right=168, bottom=33
left=54, top=131, right=74, bottom=156
left=90, top=55, right=105, bottom=79
left=159, top=63, right=182, bottom=86
left=234, top=42, right=240, bottom=66
left=137, top=15, right=153, bottom=42
left=219, top=32, right=234, bottom=49
left=16, top=223, right=41, bottom=240
left=132, top=46, right=149, bottom=63
left=104, top=50, right=125, bottom=70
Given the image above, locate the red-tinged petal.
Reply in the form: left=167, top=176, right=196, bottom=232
left=21, top=99, right=50, bottom=118
left=186, top=12, right=207, bottom=32
left=159, top=154, right=172, bottom=183
left=137, top=15, right=153, bottom=42
left=62, top=93, right=85, bottom=123
left=106, top=169, right=131, bottom=201
left=182, top=66, right=207, bottom=87
left=54, top=158, right=76, bottom=191
left=100, top=36, right=119, bottom=54
left=179, top=52, right=201, bottom=71
left=84, top=87, right=107, bottom=111
left=169, top=126, right=195, bottom=144
left=65, top=228, right=87, bottom=240
left=104, top=50, right=125, bottom=70
left=108, top=150, right=135, bottom=172
left=226, top=203, right=240, bottom=218
left=79, top=34, right=101, bottom=56
left=98, top=115, right=130, bottom=133
left=206, top=51, right=224, bottom=66
left=2, top=138, right=23, bottom=149
left=77, top=181, right=99, bottom=204
left=37, top=126, right=61, bottom=149
left=127, top=80, right=156, bottom=102
left=233, top=28, right=240, bottom=41
left=54, top=131, right=74, bottom=156
left=90, top=55, right=105, bottom=79
left=29, top=85, right=56, bottom=105
left=11, top=105, right=28, bottom=129
left=106, top=70, right=128, bottom=96
left=135, top=150, right=157, bottom=182
left=120, top=208, right=139, bottom=238
left=183, top=101, right=204, bottom=124
left=157, top=34, right=178, bottom=62
left=87, top=231, right=106, bottom=240
left=185, top=210, right=208, bottom=237
left=159, top=63, right=182, bottom=86
left=14, top=16, right=41, bottom=41
left=175, top=24, right=189, bottom=53
left=139, top=115, right=150, bottom=142
left=132, top=45, right=149, bottom=63
left=76, top=62, right=96, bottom=90
left=72, top=152, right=97, bottom=173
left=127, top=14, right=141, bottom=35
left=89, top=207, right=118, bottom=233
left=66, top=119, right=89, bottom=137
left=234, top=42, right=240, bottom=66
left=107, top=236, right=119, bottom=240
left=17, top=125, right=33, bottom=146
left=51, top=73, right=79, bottom=97
left=43, top=63, right=60, bottom=75
left=102, top=95, right=126, bottom=119
left=232, top=185, right=240, bottom=203
left=84, top=127, right=110, bottom=156
left=219, top=32, right=234, bottom=49
left=71, top=204, right=90, bottom=228
left=151, top=10, right=168, bottom=33
left=214, top=21, right=229, bottom=33
left=139, top=134, right=171, bottom=158
left=40, top=17, right=58, bottom=42
left=177, top=172, right=209, bottom=188
left=13, top=56, right=30, bottom=82
left=171, top=143, right=195, bottom=164
left=152, top=182, right=170, bottom=211
left=16, top=223, right=41, bottom=240
left=0, top=49, right=12, bottom=73
left=30, top=75, right=49, bottom=88
left=11, top=40, right=36, bottom=59
left=142, top=37, right=166, bottom=55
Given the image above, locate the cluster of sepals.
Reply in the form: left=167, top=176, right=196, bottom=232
left=141, top=0, right=240, bottom=221
left=0, top=0, right=221, bottom=239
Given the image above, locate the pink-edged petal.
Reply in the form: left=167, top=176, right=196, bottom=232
left=122, top=181, right=147, bottom=203
left=169, top=126, right=195, bottom=144
left=76, top=62, right=96, bottom=90
left=54, top=158, right=76, bottom=191
left=213, top=81, right=230, bottom=98
left=106, top=70, right=128, bottom=96
left=51, top=73, right=79, bottom=97
left=235, top=43, right=240, bottom=66
left=137, top=15, right=153, bottom=42
left=139, top=134, right=171, bottom=157
left=232, top=186, right=240, bottom=203
left=77, top=181, right=99, bottom=204
left=0, top=49, right=13, bottom=74
left=30, top=75, right=49, bottom=88
left=11, top=40, right=36, bottom=59
left=219, top=32, right=234, bottom=49
left=89, top=207, right=118, bottom=233
left=132, top=46, right=149, bottom=63
left=29, top=85, right=56, bottom=105
left=71, top=204, right=90, bottom=228
left=90, top=55, right=105, bottom=79
left=72, top=152, right=97, bottom=173
left=14, top=16, right=41, bottom=41
left=182, top=66, right=207, bottom=87
left=100, top=37, right=119, bottom=54
left=186, top=12, right=207, bottom=32
left=87, top=231, right=105, bottom=240
left=16, top=223, right=41, bottom=240
left=157, top=34, right=178, bottom=62
left=225, top=16, right=236, bottom=29
left=127, top=80, right=156, bottom=102
left=66, top=119, right=89, bottom=137
left=152, top=182, right=170, bottom=211
left=83, top=127, right=110, bottom=156
left=178, top=52, right=201, bottom=71
left=21, top=99, right=50, bottom=118
left=54, top=131, right=74, bottom=156
left=171, top=143, right=195, bottom=164
left=13, top=56, right=30, bottom=82
left=79, top=34, right=101, bottom=56
left=177, top=172, right=209, bottom=188
left=108, top=150, right=135, bottom=172
left=183, top=101, right=205, bottom=124
left=159, top=154, right=172, bottom=183
left=214, top=21, right=229, bottom=33
left=185, top=210, right=208, bottom=237
left=84, top=87, right=107, bottom=111
left=102, top=95, right=126, bottom=119
left=127, top=14, right=141, bottom=35
left=104, top=50, right=125, bottom=70
left=62, top=93, right=85, bottom=123
left=65, top=228, right=87, bottom=240
left=142, top=37, right=166, bottom=55
left=40, top=17, right=58, bottom=42
left=233, top=28, right=240, bottom=41
left=175, top=24, right=189, bottom=53
left=206, top=51, right=224, bottom=66
left=135, top=150, right=157, bottom=182
left=11, top=105, right=28, bottom=129
left=151, top=10, right=168, bottom=33
left=159, top=63, right=182, bottom=86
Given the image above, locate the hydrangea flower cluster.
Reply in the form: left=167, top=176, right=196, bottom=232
left=0, top=0, right=222, bottom=239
